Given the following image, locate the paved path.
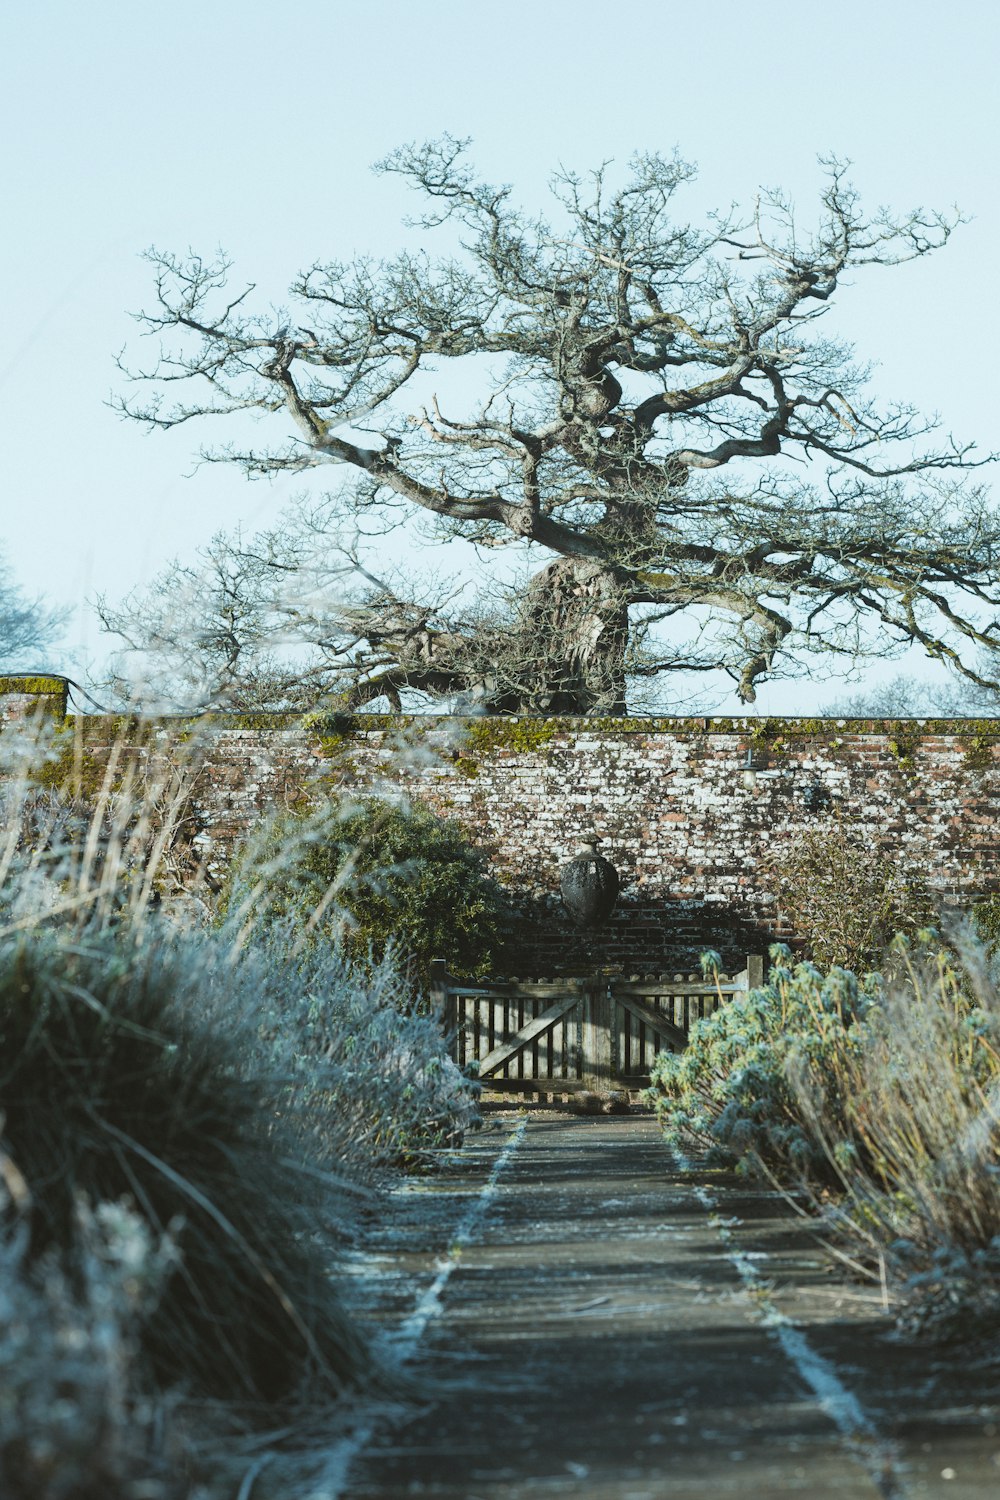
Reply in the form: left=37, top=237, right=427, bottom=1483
left=328, top=1114, right=999, bottom=1499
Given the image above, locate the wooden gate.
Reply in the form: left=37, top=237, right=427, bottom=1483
left=432, top=957, right=764, bottom=1101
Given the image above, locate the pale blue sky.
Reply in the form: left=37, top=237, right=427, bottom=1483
left=2, top=0, right=998, bottom=709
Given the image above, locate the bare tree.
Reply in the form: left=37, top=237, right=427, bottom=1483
left=824, top=662, right=1000, bottom=718
left=0, top=549, right=66, bottom=670
left=112, top=140, right=999, bottom=714
left=94, top=514, right=478, bottom=712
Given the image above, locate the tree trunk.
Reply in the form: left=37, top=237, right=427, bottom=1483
left=496, top=559, right=629, bottom=716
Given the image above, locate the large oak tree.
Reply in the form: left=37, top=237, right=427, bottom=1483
left=111, top=141, right=999, bottom=714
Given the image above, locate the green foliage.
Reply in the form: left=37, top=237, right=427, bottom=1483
left=227, top=796, right=511, bottom=986
left=648, top=947, right=881, bottom=1183
left=767, top=815, right=936, bottom=969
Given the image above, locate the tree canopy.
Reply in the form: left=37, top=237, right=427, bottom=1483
left=110, top=140, right=999, bottom=714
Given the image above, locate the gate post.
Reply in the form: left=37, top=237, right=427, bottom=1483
left=580, top=976, right=613, bottom=1091
left=746, top=953, right=765, bottom=992
left=429, top=958, right=450, bottom=1030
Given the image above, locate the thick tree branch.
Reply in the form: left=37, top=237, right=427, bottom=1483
left=110, top=144, right=999, bottom=714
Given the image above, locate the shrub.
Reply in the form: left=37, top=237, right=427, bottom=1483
left=243, top=924, right=480, bottom=1175
left=972, top=893, right=1000, bottom=955
left=0, top=1164, right=201, bottom=1500
left=647, top=947, right=881, bottom=1185
left=652, top=937, right=1000, bottom=1335
left=226, top=795, right=512, bottom=987
left=766, top=815, right=935, bottom=970
left=0, top=714, right=483, bottom=1492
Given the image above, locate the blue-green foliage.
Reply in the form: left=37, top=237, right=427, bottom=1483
left=648, top=944, right=881, bottom=1181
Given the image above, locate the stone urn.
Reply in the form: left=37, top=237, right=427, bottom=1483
left=559, top=834, right=620, bottom=929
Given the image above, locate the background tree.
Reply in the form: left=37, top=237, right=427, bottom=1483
left=112, top=140, right=1000, bottom=714
left=823, top=661, right=1000, bottom=718
left=0, top=548, right=66, bottom=670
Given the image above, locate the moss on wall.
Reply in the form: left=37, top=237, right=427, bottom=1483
left=884, top=720, right=922, bottom=777
left=31, top=725, right=112, bottom=800
left=0, top=675, right=68, bottom=716
left=6, top=692, right=1000, bottom=784
left=464, top=718, right=559, bottom=754
left=961, top=733, right=1000, bottom=771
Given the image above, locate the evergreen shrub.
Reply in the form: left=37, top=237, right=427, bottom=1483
left=226, top=795, right=512, bottom=987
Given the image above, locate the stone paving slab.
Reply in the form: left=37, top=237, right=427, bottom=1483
left=329, top=1114, right=1000, bottom=1499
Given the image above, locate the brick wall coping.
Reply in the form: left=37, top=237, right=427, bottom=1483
left=2, top=678, right=1000, bottom=740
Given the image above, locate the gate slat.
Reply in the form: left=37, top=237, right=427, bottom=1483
left=478, top=995, right=579, bottom=1077
left=617, top=993, right=687, bottom=1052
left=441, top=957, right=759, bottom=1098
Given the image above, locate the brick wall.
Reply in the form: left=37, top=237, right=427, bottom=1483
left=3, top=680, right=999, bottom=974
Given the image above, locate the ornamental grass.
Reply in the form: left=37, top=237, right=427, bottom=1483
left=0, top=927, right=370, bottom=1407
left=0, top=712, right=478, bottom=1495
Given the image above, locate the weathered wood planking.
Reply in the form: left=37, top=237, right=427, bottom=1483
left=614, top=974, right=742, bottom=1077
left=429, top=958, right=764, bottom=1098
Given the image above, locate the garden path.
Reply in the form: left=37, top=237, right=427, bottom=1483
left=326, top=1115, right=999, bottom=1499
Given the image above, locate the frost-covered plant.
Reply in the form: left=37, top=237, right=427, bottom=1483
left=766, top=815, right=936, bottom=970
left=225, top=795, right=511, bottom=987
left=789, top=937, right=1000, bottom=1334
left=0, top=1154, right=203, bottom=1500
left=0, top=714, right=210, bottom=934
left=241, top=924, right=480, bottom=1174
left=0, top=709, right=488, bottom=1499
left=659, top=934, right=1000, bottom=1333
left=647, top=946, right=881, bottom=1184
left=0, top=925, right=371, bottom=1408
